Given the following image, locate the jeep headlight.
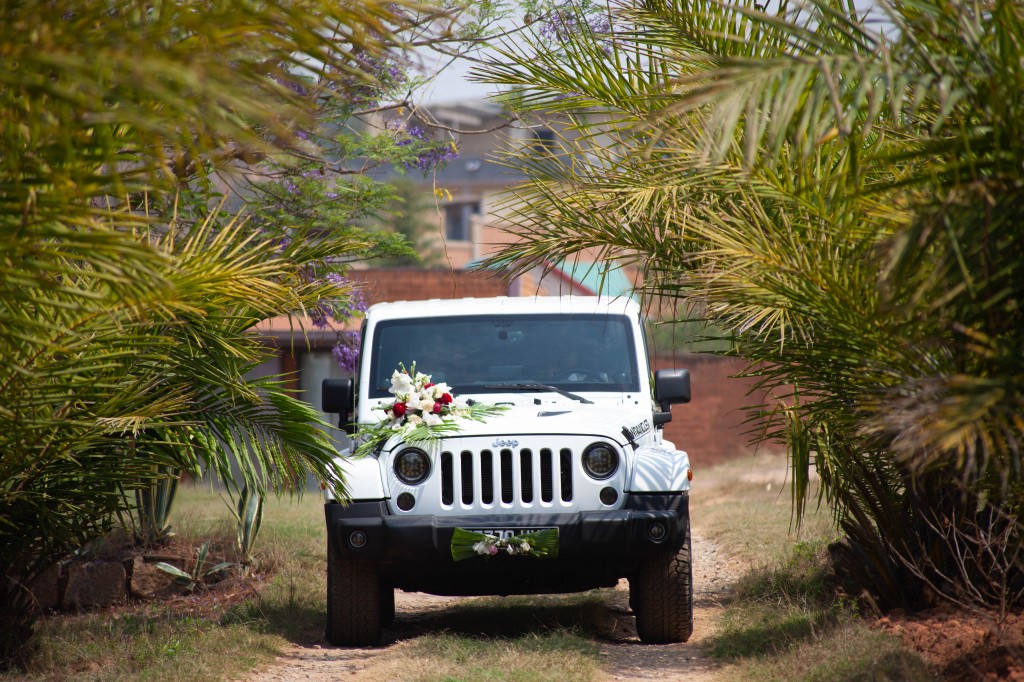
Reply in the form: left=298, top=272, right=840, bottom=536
left=394, top=448, right=430, bottom=485
left=582, top=443, right=619, bottom=480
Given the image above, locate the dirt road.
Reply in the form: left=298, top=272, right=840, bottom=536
left=245, top=527, right=741, bottom=682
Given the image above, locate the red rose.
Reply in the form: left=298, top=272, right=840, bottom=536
left=432, top=402, right=442, bottom=414
left=424, top=382, right=434, bottom=389
left=392, top=402, right=407, bottom=417
left=440, top=393, right=453, bottom=405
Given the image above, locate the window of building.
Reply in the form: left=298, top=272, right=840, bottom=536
left=534, top=128, right=556, bottom=152
left=444, top=201, right=480, bottom=242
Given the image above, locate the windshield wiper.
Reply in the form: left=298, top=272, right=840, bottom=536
left=482, top=383, right=593, bottom=404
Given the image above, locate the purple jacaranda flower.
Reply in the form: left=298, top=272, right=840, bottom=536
left=332, top=331, right=361, bottom=372
left=407, top=141, right=459, bottom=172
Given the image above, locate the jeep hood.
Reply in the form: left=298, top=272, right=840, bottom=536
left=382, top=401, right=653, bottom=450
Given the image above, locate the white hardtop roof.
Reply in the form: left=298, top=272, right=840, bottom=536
left=365, top=296, right=639, bottom=321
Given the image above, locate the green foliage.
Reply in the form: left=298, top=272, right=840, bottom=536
left=154, top=543, right=235, bottom=594
left=365, top=179, right=446, bottom=266
left=476, top=0, right=1024, bottom=613
left=134, top=467, right=180, bottom=545
left=230, top=484, right=265, bottom=565
left=0, top=0, right=432, bottom=666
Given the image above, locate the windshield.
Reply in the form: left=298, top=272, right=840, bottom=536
left=368, top=313, right=640, bottom=398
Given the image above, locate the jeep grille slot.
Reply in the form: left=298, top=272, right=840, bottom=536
left=441, top=452, right=453, bottom=506
left=560, top=449, right=573, bottom=502
left=460, top=451, right=474, bottom=505
left=500, top=449, right=514, bottom=503
left=439, top=447, right=575, bottom=510
left=479, top=450, right=494, bottom=504
left=520, top=449, right=534, bottom=503
left=540, top=449, right=554, bottom=503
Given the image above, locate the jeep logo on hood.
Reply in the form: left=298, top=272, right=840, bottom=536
left=492, top=438, right=519, bottom=448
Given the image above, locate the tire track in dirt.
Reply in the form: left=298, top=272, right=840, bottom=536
left=244, top=527, right=741, bottom=682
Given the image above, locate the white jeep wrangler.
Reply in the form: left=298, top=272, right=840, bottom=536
left=321, top=296, right=693, bottom=646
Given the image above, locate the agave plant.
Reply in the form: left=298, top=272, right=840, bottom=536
left=231, top=484, right=265, bottom=566
left=155, top=543, right=235, bottom=594
left=476, top=0, right=1024, bottom=611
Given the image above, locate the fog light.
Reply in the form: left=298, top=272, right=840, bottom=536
left=599, top=486, right=618, bottom=505
left=349, top=531, right=367, bottom=548
left=396, top=492, right=416, bottom=511
left=648, top=522, right=667, bottom=542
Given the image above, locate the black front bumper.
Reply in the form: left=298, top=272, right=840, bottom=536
left=325, top=493, right=689, bottom=595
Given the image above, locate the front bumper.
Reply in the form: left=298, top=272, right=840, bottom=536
left=326, top=493, right=688, bottom=564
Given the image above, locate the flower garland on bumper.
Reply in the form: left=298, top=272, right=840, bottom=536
left=353, top=362, right=506, bottom=457
left=450, top=528, right=560, bottom=561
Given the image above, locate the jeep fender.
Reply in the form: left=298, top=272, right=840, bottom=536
left=628, top=445, right=691, bottom=493
left=325, top=455, right=389, bottom=502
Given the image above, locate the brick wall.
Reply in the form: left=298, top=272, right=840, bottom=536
left=653, top=354, right=780, bottom=468
left=350, top=268, right=510, bottom=306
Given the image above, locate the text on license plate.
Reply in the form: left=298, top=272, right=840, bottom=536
left=470, top=528, right=554, bottom=540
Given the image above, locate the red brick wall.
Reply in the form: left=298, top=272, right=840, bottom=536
left=653, top=354, right=780, bottom=468
left=350, top=268, right=510, bottom=306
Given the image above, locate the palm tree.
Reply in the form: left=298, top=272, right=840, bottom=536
left=475, top=0, right=1024, bottom=612
left=0, top=0, right=420, bottom=664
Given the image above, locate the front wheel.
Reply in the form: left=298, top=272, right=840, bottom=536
left=629, top=523, right=694, bottom=644
left=326, top=538, right=382, bottom=646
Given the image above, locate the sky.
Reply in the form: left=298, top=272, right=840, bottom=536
left=418, top=56, right=501, bottom=105
left=415, top=44, right=509, bottom=105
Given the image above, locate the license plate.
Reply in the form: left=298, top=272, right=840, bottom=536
left=468, top=527, right=554, bottom=540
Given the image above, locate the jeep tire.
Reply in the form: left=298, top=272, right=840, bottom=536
left=380, top=584, right=396, bottom=627
left=629, top=523, right=694, bottom=643
left=326, top=538, right=382, bottom=646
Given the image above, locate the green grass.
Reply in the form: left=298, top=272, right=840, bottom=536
left=368, top=595, right=605, bottom=682
left=694, top=455, right=932, bottom=681
left=4, top=484, right=326, bottom=681
left=5, top=457, right=933, bottom=681
left=4, top=485, right=604, bottom=682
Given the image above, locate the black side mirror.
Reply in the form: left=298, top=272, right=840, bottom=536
left=654, top=368, right=691, bottom=416
left=322, top=378, right=355, bottom=434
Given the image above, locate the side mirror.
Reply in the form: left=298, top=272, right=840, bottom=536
left=322, top=378, right=355, bottom=434
left=654, top=368, right=691, bottom=413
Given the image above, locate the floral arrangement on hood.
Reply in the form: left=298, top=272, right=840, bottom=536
left=353, top=362, right=506, bottom=457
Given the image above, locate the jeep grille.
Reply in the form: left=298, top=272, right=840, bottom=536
left=440, top=448, right=573, bottom=508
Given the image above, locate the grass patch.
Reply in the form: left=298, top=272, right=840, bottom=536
left=5, top=487, right=605, bottom=682
left=718, top=623, right=933, bottom=682
left=710, top=545, right=932, bottom=680
left=402, top=630, right=601, bottom=682
left=709, top=540, right=845, bottom=661
left=10, top=607, right=279, bottom=682
left=694, top=455, right=932, bottom=680
left=354, top=593, right=608, bottom=682
left=4, top=484, right=326, bottom=681
left=693, top=454, right=836, bottom=566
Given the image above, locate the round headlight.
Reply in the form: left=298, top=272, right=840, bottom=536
left=394, top=448, right=430, bottom=485
left=582, top=443, right=619, bottom=480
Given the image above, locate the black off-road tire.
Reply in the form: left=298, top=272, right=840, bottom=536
left=380, top=584, right=396, bottom=627
left=629, top=523, right=694, bottom=644
left=325, top=540, right=382, bottom=646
